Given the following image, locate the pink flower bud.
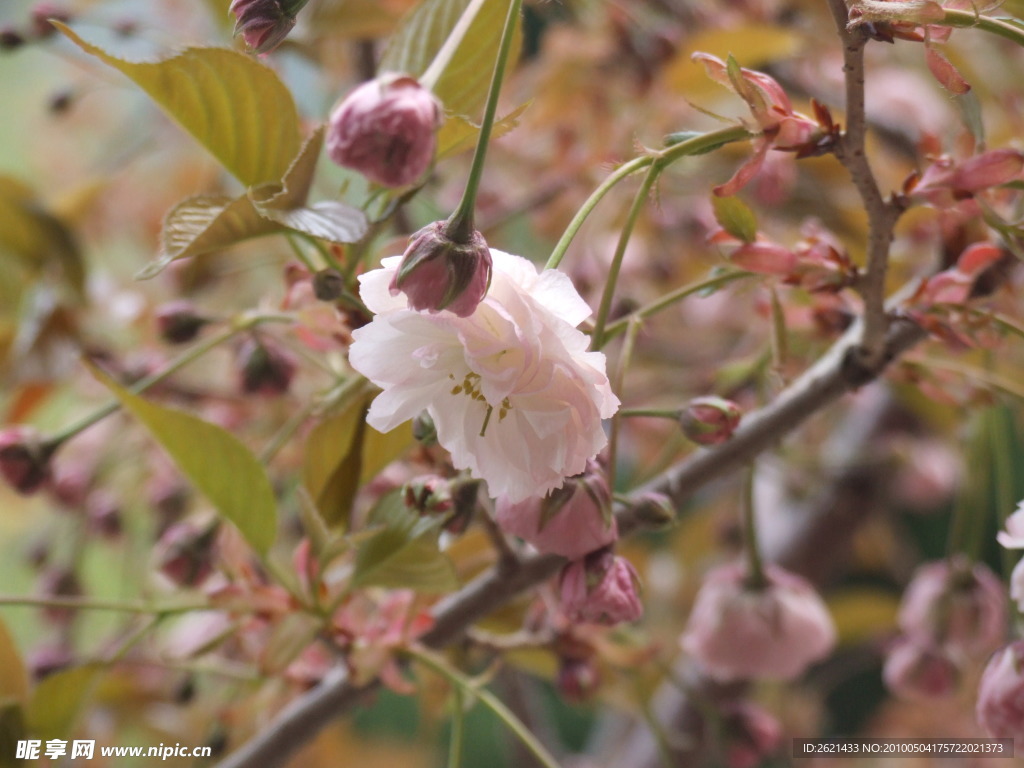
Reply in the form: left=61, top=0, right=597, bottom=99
left=495, top=462, right=616, bottom=559
left=949, top=149, right=1024, bottom=193
left=976, top=640, right=1024, bottom=739
left=229, top=0, right=296, bottom=54
left=681, top=563, right=836, bottom=682
left=155, top=300, right=208, bottom=344
left=883, top=638, right=961, bottom=700
left=0, top=426, right=53, bottom=495
left=404, top=475, right=454, bottom=516
left=897, top=558, right=1006, bottom=655
left=560, top=552, right=643, bottom=626
left=729, top=241, right=798, bottom=276
left=156, top=521, right=219, bottom=587
left=679, top=396, right=742, bottom=446
left=327, top=74, right=442, bottom=188
left=389, top=221, right=492, bottom=317
left=721, top=702, right=783, bottom=768
left=237, top=337, right=297, bottom=396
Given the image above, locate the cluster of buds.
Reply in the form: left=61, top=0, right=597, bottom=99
left=692, top=53, right=839, bottom=196
left=681, top=563, right=836, bottom=681
left=495, top=461, right=616, bottom=559
left=229, top=0, right=309, bottom=54
left=327, top=74, right=443, bottom=189
left=883, top=557, right=1006, bottom=700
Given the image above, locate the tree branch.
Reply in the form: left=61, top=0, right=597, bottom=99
left=824, top=0, right=904, bottom=367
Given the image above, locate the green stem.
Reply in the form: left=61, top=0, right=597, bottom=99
left=448, top=684, right=465, bottom=768
left=941, top=10, right=1024, bottom=47
left=405, top=647, right=564, bottom=768
left=618, top=408, right=680, bottom=420
left=48, top=314, right=290, bottom=447
left=592, top=165, right=661, bottom=350
left=608, top=318, right=642, bottom=495
left=298, top=232, right=345, bottom=274
left=741, top=464, right=766, bottom=589
left=544, top=125, right=751, bottom=271
left=285, top=233, right=319, bottom=273
left=0, top=595, right=208, bottom=614
left=601, top=271, right=753, bottom=343
left=445, top=0, right=523, bottom=243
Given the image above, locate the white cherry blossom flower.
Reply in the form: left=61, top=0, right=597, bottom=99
left=349, top=250, right=618, bottom=503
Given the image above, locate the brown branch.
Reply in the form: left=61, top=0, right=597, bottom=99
left=214, top=310, right=926, bottom=768
left=824, top=0, right=904, bottom=368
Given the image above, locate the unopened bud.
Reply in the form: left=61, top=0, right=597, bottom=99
left=883, top=638, right=961, bottom=700
left=156, top=521, right=219, bottom=587
left=155, top=300, right=209, bottom=344
left=0, top=426, right=53, bottom=495
left=86, top=490, right=123, bottom=539
left=390, top=221, right=492, bottom=317
left=404, top=475, right=453, bottom=516
left=327, top=74, right=443, bottom=188
left=237, top=337, right=297, bottom=396
left=0, top=27, right=26, bottom=50
left=559, top=551, right=643, bottom=626
left=229, top=0, right=297, bottom=54
left=679, top=396, right=742, bottom=446
left=631, top=491, right=676, bottom=528
left=312, top=269, right=345, bottom=301
left=412, top=411, right=438, bottom=446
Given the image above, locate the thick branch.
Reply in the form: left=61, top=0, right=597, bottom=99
left=214, top=309, right=925, bottom=768
left=824, top=0, right=904, bottom=366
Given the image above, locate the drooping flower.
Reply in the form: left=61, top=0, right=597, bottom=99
left=327, top=74, right=443, bottom=188
left=559, top=551, right=643, bottom=626
left=898, top=558, right=1006, bottom=655
left=976, top=640, right=1024, bottom=739
left=494, top=460, right=616, bottom=559
left=390, top=220, right=492, bottom=317
left=720, top=702, right=783, bottom=768
left=349, top=250, right=619, bottom=502
left=681, top=563, right=836, bottom=682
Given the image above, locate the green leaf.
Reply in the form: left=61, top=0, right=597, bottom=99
left=0, top=620, right=28, bottom=706
left=56, top=23, right=300, bottom=186
left=352, top=492, right=459, bottom=593
left=380, top=0, right=522, bottom=121
left=711, top=194, right=758, bottom=243
left=303, top=396, right=367, bottom=531
left=436, top=101, right=530, bottom=160
left=26, top=665, right=99, bottom=740
left=91, top=364, right=277, bottom=554
left=140, top=128, right=368, bottom=278
left=0, top=176, right=85, bottom=299
left=955, top=90, right=985, bottom=145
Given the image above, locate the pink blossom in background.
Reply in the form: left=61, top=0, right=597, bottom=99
left=560, top=552, right=643, bottom=626
left=327, top=74, right=442, bottom=188
left=721, top=702, right=782, bottom=768
left=681, top=563, right=836, bottom=681
left=898, top=558, right=1006, bottom=655
left=494, top=461, right=616, bottom=559
left=997, top=501, right=1024, bottom=548
left=976, top=640, right=1024, bottom=739
left=883, top=638, right=961, bottom=700
left=349, top=250, right=619, bottom=502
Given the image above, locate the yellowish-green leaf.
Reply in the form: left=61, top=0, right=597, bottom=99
left=829, top=589, right=899, bottom=645
left=0, top=176, right=85, bottom=299
left=359, top=421, right=414, bottom=486
left=0, top=620, right=27, bottom=706
left=92, top=365, right=277, bottom=554
left=26, top=665, right=99, bottom=740
left=436, top=101, right=530, bottom=160
left=308, top=0, right=410, bottom=38
left=141, top=194, right=279, bottom=279
left=711, top=194, right=757, bottom=243
left=303, top=395, right=366, bottom=530
left=261, top=613, right=322, bottom=674
left=353, top=492, right=458, bottom=592
left=380, top=0, right=522, bottom=121
left=0, top=701, right=26, bottom=768
left=56, top=23, right=300, bottom=186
